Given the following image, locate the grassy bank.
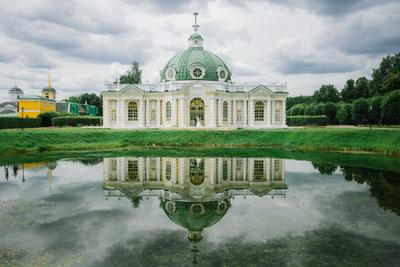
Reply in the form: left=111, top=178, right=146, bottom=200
left=0, top=127, right=399, bottom=156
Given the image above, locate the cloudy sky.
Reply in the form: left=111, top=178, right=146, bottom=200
left=0, top=0, right=399, bottom=100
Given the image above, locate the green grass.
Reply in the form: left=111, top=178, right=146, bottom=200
left=0, top=127, right=399, bottom=156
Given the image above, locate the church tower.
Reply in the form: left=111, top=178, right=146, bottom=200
left=42, top=71, right=56, bottom=100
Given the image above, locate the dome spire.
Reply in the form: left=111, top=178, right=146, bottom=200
left=192, top=12, right=199, bottom=32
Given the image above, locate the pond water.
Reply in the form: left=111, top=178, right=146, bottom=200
left=0, top=153, right=399, bottom=266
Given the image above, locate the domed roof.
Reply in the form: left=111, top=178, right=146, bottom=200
left=161, top=199, right=230, bottom=231
left=160, top=32, right=232, bottom=82
left=9, top=86, right=23, bottom=93
left=42, top=86, right=56, bottom=93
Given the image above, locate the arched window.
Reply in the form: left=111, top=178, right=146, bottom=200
left=223, top=101, right=228, bottom=122
left=166, top=101, right=171, bottom=121
left=128, top=101, right=138, bottom=121
left=254, top=101, right=264, bottom=121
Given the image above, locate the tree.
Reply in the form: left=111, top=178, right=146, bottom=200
left=336, top=105, right=348, bottom=125
left=324, top=102, right=337, bottom=124
left=313, top=84, right=340, bottom=103
left=341, top=79, right=356, bottom=102
left=381, top=90, right=400, bottom=125
left=304, top=105, right=315, bottom=115
left=288, top=104, right=306, bottom=116
left=354, top=77, right=370, bottom=99
left=314, top=103, right=326, bottom=115
left=117, top=61, right=142, bottom=84
left=351, top=98, right=370, bottom=125
left=369, top=53, right=400, bottom=96
left=67, top=93, right=102, bottom=108
left=382, top=72, right=400, bottom=94
left=369, top=96, right=383, bottom=125
left=286, top=95, right=313, bottom=111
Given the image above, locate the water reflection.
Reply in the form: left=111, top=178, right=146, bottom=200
left=103, top=157, right=287, bottom=263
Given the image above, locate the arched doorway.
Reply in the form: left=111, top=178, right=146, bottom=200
left=190, top=98, right=205, bottom=127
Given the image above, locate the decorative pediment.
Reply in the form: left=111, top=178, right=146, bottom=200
left=248, top=85, right=274, bottom=94
left=119, top=84, right=145, bottom=94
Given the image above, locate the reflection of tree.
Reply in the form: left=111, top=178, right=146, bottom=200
left=312, top=162, right=338, bottom=175
left=341, top=166, right=400, bottom=215
left=76, top=158, right=103, bottom=166
left=4, top=166, right=9, bottom=180
left=12, top=165, right=19, bottom=177
left=130, top=196, right=142, bottom=209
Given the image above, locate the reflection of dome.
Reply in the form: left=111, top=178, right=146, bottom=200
left=46, top=161, right=57, bottom=170
left=160, top=33, right=231, bottom=82
left=161, top=199, right=230, bottom=232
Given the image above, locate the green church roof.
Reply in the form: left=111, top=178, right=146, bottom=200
left=42, top=86, right=56, bottom=93
left=160, top=29, right=232, bottom=82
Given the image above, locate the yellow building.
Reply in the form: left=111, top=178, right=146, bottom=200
left=18, top=71, right=57, bottom=118
left=18, top=95, right=56, bottom=118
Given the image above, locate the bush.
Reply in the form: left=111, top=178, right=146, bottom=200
left=381, top=90, right=400, bottom=125
left=287, top=116, right=329, bottom=126
left=52, top=116, right=102, bottom=127
left=352, top=98, right=370, bottom=125
left=38, top=112, right=71, bottom=127
left=0, top=117, right=41, bottom=129
left=336, top=105, right=347, bottom=125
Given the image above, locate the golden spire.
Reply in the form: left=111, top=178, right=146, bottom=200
left=48, top=69, right=52, bottom=88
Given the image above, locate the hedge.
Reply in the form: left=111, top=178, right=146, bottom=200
left=38, top=112, right=72, bottom=127
left=287, top=116, right=328, bottom=126
left=0, top=117, right=41, bottom=129
left=52, top=116, right=102, bottom=127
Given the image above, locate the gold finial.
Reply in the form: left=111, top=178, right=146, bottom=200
left=48, top=69, right=52, bottom=88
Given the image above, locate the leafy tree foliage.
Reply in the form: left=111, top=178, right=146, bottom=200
left=304, top=105, right=315, bottom=115
left=354, top=77, right=370, bottom=99
left=67, top=93, right=102, bottom=109
left=117, top=61, right=142, bottom=84
left=341, top=79, right=356, bottom=102
left=369, top=53, right=400, bottom=96
left=381, top=90, right=400, bottom=124
left=324, top=102, right=337, bottom=124
left=313, top=103, right=326, bottom=116
left=286, top=95, right=313, bottom=111
left=312, top=84, right=340, bottom=103
left=351, top=98, right=370, bottom=125
left=336, top=105, right=347, bottom=125
left=369, top=96, right=383, bottom=125
left=288, top=104, right=306, bottom=116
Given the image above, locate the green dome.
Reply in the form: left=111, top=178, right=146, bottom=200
left=42, top=86, right=56, bottom=93
left=160, top=34, right=232, bottom=82
left=161, top=199, right=230, bottom=231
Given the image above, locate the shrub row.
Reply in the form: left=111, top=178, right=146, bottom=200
left=52, top=116, right=102, bottom=127
left=38, top=112, right=73, bottom=127
left=0, top=117, right=41, bottom=129
left=287, top=116, right=329, bottom=126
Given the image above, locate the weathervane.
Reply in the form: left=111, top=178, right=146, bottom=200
left=192, top=12, right=199, bottom=32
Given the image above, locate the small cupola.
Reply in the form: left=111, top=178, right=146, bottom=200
left=188, top=12, right=203, bottom=49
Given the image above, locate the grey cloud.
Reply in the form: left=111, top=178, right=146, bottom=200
left=269, top=37, right=362, bottom=74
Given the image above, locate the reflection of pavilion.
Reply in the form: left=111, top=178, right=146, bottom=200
left=103, top=157, right=287, bottom=264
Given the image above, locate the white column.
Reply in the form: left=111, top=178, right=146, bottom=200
left=121, top=100, right=126, bottom=127
left=209, top=97, right=215, bottom=128
left=218, top=98, right=223, bottom=127
left=116, top=99, right=121, bottom=127
left=156, top=99, right=161, bottom=128
left=139, top=99, right=145, bottom=127
left=232, top=100, right=237, bottom=128
left=179, top=158, right=185, bottom=185
left=249, top=158, right=254, bottom=181
left=243, top=99, right=248, bottom=127
left=217, top=158, right=222, bottom=184
left=139, top=157, right=145, bottom=181
left=243, top=159, right=247, bottom=181
left=249, top=100, right=254, bottom=127
left=282, top=100, right=287, bottom=127
left=172, top=97, right=177, bottom=127
left=146, top=100, right=150, bottom=127
left=267, top=99, right=272, bottom=127
left=171, top=159, right=177, bottom=184
left=179, top=97, right=185, bottom=127
left=210, top=158, right=215, bottom=187
left=103, top=99, right=109, bottom=127
left=271, top=100, right=275, bottom=127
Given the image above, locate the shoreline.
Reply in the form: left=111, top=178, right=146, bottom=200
left=1, top=127, right=399, bottom=157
